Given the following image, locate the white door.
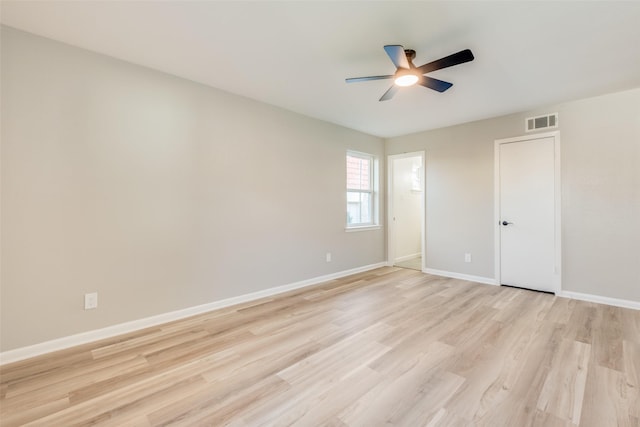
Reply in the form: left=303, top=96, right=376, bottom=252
left=388, top=153, right=425, bottom=271
left=496, top=134, right=559, bottom=293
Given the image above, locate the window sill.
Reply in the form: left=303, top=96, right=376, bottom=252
left=345, top=225, right=382, bottom=233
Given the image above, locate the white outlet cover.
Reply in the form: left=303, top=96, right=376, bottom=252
left=84, top=292, right=98, bottom=310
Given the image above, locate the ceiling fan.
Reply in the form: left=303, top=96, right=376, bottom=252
left=345, top=45, right=475, bottom=101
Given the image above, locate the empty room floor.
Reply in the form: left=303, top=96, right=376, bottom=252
left=1, top=267, right=638, bottom=426
left=395, top=256, right=422, bottom=271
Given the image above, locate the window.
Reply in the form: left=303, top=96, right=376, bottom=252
left=346, top=151, right=378, bottom=228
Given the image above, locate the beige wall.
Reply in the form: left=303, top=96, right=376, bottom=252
left=387, top=87, right=640, bottom=302
left=0, top=27, right=385, bottom=351
left=3, top=25, right=638, bottom=353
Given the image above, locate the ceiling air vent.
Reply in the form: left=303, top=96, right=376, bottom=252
left=526, top=113, right=558, bottom=132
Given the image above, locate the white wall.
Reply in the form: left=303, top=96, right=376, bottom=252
left=387, top=87, right=640, bottom=303
left=0, top=27, right=385, bottom=351
left=392, top=156, right=421, bottom=261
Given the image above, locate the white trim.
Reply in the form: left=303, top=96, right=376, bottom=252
left=387, top=152, right=426, bottom=273
left=423, top=268, right=497, bottom=286
left=558, top=291, right=640, bottom=311
left=394, top=252, right=421, bottom=263
left=0, top=262, right=387, bottom=366
left=344, top=225, right=382, bottom=233
left=494, top=142, right=501, bottom=288
left=494, top=131, right=561, bottom=294
left=423, top=269, right=639, bottom=310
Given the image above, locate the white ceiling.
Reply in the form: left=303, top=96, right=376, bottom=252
left=2, top=1, right=640, bottom=138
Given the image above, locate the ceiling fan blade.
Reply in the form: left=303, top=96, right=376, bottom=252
left=384, top=45, right=410, bottom=70
left=379, top=85, right=399, bottom=101
left=345, top=75, right=394, bottom=83
left=417, top=49, right=474, bottom=74
left=419, top=76, right=453, bottom=93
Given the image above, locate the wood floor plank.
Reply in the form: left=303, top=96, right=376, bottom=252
left=445, top=314, right=541, bottom=421
left=592, top=305, right=625, bottom=372
left=389, top=370, right=466, bottom=426
left=624, top=340, right=640, bottom=390
left=150, top=375, right=291, bottom=427
left=580, top=364, right=638, bottom=427
left=544, top=296, right=578, bottom=325
left=276, top=322, right=393, bottom=386
left=621, top=307, right=640, bottom=343
left=566, top=302, right=598, bottom=345
left=286, top=367, right=384, bottom=427
left=230, top=367, right=377, bottom=427
left=336, top=341, right=455, bottom=426
left=4, top=352, right=147, bottom=400
left=1, top=267, right=638, bottom=426
left=536, top=338, right=590, bottom=424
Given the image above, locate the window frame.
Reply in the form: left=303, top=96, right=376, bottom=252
left=345, top=150, right=380, bottom=231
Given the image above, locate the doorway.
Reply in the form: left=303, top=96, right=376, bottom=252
left=494, top=132, right=561, bottom=293
left=388, top=152, right=425, bottom=271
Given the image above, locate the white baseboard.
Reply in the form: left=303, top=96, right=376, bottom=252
left=422, top=268, right=497, bottom=286
left=422, top=269, right=639, bottom=310
left=558, top=290, right=640, bottom=310
left=423, top=268, right=639, bottom=310
left=0, top=262, right=388, bottom=366
left=394, top=252, right=421, bottom=263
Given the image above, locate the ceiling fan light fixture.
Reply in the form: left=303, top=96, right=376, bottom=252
left=394, top=74, right=419, bottom=87
left=345, top=46, right=474, bottom=101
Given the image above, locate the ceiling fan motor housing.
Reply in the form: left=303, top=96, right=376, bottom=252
left=404, top=49, right=416, bottom=64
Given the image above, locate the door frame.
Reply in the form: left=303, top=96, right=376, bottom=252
left=387, top=151, right=426, bottom=271
left=494, top=131, right=561, bottom=292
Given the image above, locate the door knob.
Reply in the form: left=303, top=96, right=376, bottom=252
left=501, top=221, right=513, bottom=226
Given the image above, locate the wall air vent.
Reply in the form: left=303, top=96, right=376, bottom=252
left=526, top=113, right=558, bottom=132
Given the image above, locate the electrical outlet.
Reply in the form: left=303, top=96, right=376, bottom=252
left=464, top=253, right=472, bottom=263
left=84, top=292, right=98, bottom=310
left=326, top=252, right=332, bottom=262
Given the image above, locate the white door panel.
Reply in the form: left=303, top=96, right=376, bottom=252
left=387, top=152, right=425, bottom=272
left=499, top=137, right=556, bottom=292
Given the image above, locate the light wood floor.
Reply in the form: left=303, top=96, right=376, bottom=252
left=394, top=257, right=422, bottom=271
left=1, top=267, right=639, bottom=426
